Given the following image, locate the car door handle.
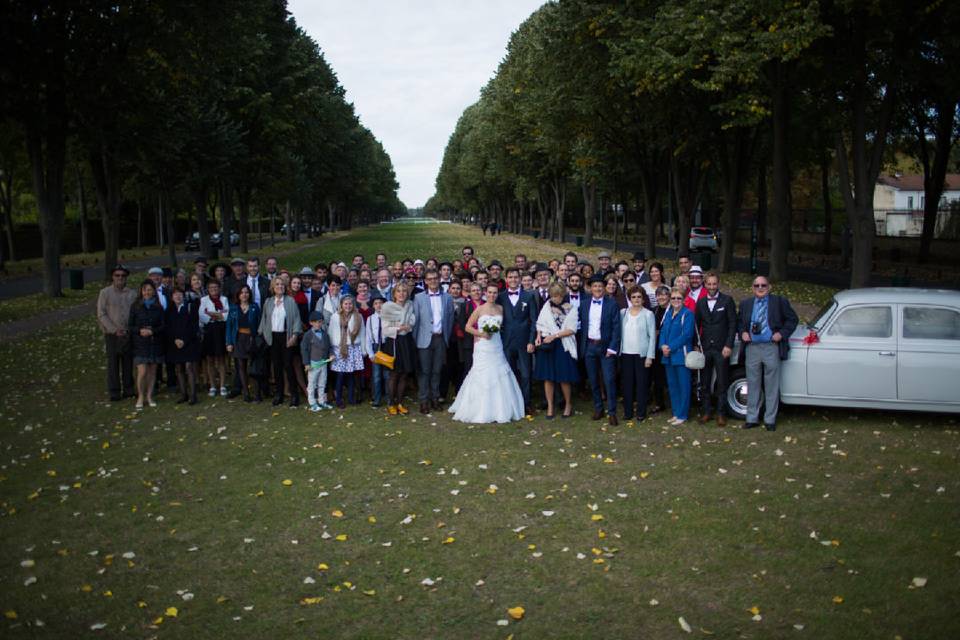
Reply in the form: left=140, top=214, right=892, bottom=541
left=878, top=351, right=896, bottom=356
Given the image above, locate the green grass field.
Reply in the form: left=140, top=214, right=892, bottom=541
left=1, top=222, right=957, bottom=639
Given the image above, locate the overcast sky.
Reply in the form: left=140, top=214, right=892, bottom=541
left=289, top=0, right=545, bottom=208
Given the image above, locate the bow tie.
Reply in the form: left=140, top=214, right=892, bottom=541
left=569, top=294, right=579, bottom=299
left=708, top=296, right=718, bottom=301
left=592, top=300, right=602, bottom=305
left=429, top=292, right=440, bottom=297
left=508, top=290, right=519, bottom=295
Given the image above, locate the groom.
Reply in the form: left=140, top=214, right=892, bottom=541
left=413, top=269, right=455, bottom=414
left=497, top=267, right=538, bottom=415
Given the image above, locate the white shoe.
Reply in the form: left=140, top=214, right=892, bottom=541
left=668, top=417, right=679, bottom=425
left=220, top=386, right=229, bottom=397
left=208, top=387, right=217, bottom=397
left=148, top=400, right=157, bottom=408
left=673, top=419, right=686, bottom=426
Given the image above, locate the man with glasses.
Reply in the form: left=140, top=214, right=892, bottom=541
left=737, top=277, right=798, bottom=431
left=461, top=246, right=474, bottom=261
left=97, top=265, right=137, bottom=401
left=413, top=270, right=455, bottom=413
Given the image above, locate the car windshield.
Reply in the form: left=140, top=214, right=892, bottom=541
left=809, top=299, right=837, bottom=330
left=692, top=227, right=713, bottom=235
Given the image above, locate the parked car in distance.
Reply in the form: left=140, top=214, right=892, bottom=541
left=722, top=288, right=960, bottom=419
left=184, top=232, right=200, bottom=251
left=689, top=226, right=719, bottom=252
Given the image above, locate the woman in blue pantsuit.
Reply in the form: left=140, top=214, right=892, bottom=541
left=658, top=286, right=695, bottom=426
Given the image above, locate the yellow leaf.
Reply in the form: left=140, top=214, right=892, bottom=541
left=153, top=616, right=164, bottom=625
left=591, top=548, right=602, bottom=555
left=748, top=606, right=760, bottom=616
left=832, top=596, right=844, bottom=604
left=4, top=610, right=17, bottom=620
left=331, top=509, right=344, bottom=518
left=598, top=530, right=607, bottom=539
left=363, top=589, right=376, bottom=596
left=216, top=596, right=229, bottom=604
left=255, top=490, right=264, bottom=497
left=102, top=441, right=110, bottom=449
left=300, top=596, right=324, bottom=605
left=593, top=558, right=606, bottom=564
left=81, top=584, right=93, bottom=592
left=507, top=606, right=525, bottom=620
left=317, top=563, right=329, bottom=571
left=165, top=607, right=178, bottom=617
left=603, top=457, right=615, bottom=464
left=335, top=534, right=348, bottom=541
left=367, top=516, right=377, bottom=524
left=282, top=479, right=293, bottom=486
left=442, top=537, right=456, bottom=545
left=103, top=590, right=113, bottom=597
left=639, top=471, right=650, bottom=479
left=137, top=600, right=147, bottom=608
left=46, top=470, right=57, bottom=477
left=591, top=514, right=604, bottom=522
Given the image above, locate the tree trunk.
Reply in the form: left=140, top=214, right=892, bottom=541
left=639, top=164, right=660, bottom=260
left=89, top=144, right=121, bottom=281
left=238, top=186, right=251, bottom=254
left=918, top=97, right=957, bottom=264
left=26, top=118, right=67, bottom=297
left=820, top=154, right=833, bottom=255
left=756, top=164, right=768, bottom=247
left=582, top=179, right=595, bottom=247
left=0, top=168, right=14, bottom=262
left=136, top=198, right=143, bottom=248
left=158, top=190, right=177, bottom=268
left=75, top=163, right=90, bottom=254
left=220, top=179, right=234, bottom=258
left=718, top=128, right=753, bottom=273
left=768, top=65, right=791, bottom=282
left=671, top=154, right=706, bottom=256
left=193, top=185, right=211, bottom=257
left=552, top=177, right=566, bottom=243
left=538, top=186, right=547, bottom=239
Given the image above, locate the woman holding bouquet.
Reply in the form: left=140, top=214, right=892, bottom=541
left=448, top=282, right=525, bottom=423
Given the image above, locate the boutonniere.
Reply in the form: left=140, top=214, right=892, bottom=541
left=521, top=302, right=527, bottom=310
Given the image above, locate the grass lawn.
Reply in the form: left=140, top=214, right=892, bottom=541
left=1, top=222, right=958, bottom=639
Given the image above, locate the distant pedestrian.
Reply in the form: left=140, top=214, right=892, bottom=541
left=738, top=276, right=798, bottom=431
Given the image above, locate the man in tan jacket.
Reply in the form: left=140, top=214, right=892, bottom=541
left=97, top=264, right=137, bottom=401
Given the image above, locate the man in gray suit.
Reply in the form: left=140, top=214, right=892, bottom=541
left=413, top=269, right=455, bottom=414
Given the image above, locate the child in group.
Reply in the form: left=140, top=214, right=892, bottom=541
left=328, top=295, right=366, bottom=408
left=301, top=310, right=333, bottom=412
left=364, top=294, right=390, bottom=407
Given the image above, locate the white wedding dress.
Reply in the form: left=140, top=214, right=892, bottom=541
left=448, top=315, right=526, bottom=423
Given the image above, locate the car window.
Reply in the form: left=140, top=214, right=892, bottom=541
left=826, top=306, right=892, bottom=338
left=809, top=300, right=837, bottom=331
left=903, top=306, right=960, bottom=340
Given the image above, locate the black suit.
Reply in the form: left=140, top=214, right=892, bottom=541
left=737, top=294, right=798, bottom=360
left=497, top=289, right=538, bottom=409
left=695, top=293, right=737, bottom=417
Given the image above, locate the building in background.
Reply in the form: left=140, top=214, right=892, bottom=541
left=873, top=173, right=960, bottom=237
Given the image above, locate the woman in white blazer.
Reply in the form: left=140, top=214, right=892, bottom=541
left=619, top=286, right=658, bottom=420
left=258, top=277, right=303, bottom=406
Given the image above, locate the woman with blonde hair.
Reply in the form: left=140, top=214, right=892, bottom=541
left=328, top=295, right=366, bottom=409
left=380, top=283, right=417, bottom=415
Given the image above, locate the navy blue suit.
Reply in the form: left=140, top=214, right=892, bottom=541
left=578, top=295, right=621, bottom=415
left=498, top=289, right=538, bottom=409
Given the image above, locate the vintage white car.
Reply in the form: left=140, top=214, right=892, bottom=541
left=724, top=288, right=960, bottom=419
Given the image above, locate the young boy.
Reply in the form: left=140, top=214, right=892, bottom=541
left=301, top=310, right=333, bottom=411
left=364, top=294, right=390, bottom=407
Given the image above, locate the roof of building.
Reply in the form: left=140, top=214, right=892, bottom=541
left=876, top=173, right=960, bottom=191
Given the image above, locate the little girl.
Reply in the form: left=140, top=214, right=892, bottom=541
left=328, top=295, right=365, bottom=409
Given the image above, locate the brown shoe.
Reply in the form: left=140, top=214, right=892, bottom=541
left=699, top=414, right=712, bottom=424
left=420, top=402, right=430, bottom=415
left=716, top=415, right=727, bottom=427
left=430, top=399, right=439, bottom=410
left=591, top=410, right=603, bottom=421
left=608, top=414, right=618, bottom=426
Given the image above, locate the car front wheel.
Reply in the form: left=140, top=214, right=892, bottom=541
left=725, top=368, right=759, bottom=420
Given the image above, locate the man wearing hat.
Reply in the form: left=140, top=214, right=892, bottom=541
left=193, top=256, right=210, bottom=286
left=597, top=250, right=614, bottom=276
left=97, top=265, right=137, bottom=401
left=147, top=267, right=168, bottom=310
left=578, top=274, right=622, bottom=425
left=686, top=265, right=707, bottom=307
left=632, top=251, right=650, bottom=284
left=223, top=258, right=247, bottom=300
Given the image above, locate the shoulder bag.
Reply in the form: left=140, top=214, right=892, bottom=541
left=683, top=313, right=705, bottom=370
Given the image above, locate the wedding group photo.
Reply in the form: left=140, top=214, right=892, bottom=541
left=2, top=0, right=959, bottom=638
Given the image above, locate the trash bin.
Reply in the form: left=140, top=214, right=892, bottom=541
left=69, top=268, right=84, bottom=290
left=695, top=252, right=712, bottom=270
left=575, top=236, right=584, bottom=247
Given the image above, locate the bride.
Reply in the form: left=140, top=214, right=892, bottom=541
left=448, top=282, right=526, bottom=423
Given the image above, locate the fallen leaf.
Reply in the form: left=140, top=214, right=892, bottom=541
left=165, top=607, right=178, bottom=617
left=507, top=606, right=525, bottom=620
left=679, top=616, right=692, bottom=633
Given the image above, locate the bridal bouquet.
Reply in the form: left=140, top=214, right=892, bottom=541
left=480, top=316, right=502, bottom=335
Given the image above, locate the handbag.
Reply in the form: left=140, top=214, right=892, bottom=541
left=683, top=314, right=705, bottom=370
left=373, top=322, right=395, bottom=370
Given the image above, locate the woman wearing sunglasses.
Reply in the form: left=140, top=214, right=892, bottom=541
left=658, top=286, right=696, bottom=426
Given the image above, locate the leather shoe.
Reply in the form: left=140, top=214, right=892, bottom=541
left=743, top=422, right=760, bottom=429
left=716, top=415, right=727, bottom=427
left=430, top=399, right=439, bottom=410
left=420, top=402, right=430, bottom=415
left=699, top=414, right=712, bottom=424
left=591, top=410, right=603, bottom=421
left=608, top=414, right=618, bottom=426
left=765, top=423, right=776, bottom=431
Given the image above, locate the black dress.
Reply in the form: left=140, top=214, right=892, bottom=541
left=166, top=302, right=200, bottom=364
left=128, top=301, right=166, bottom=364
